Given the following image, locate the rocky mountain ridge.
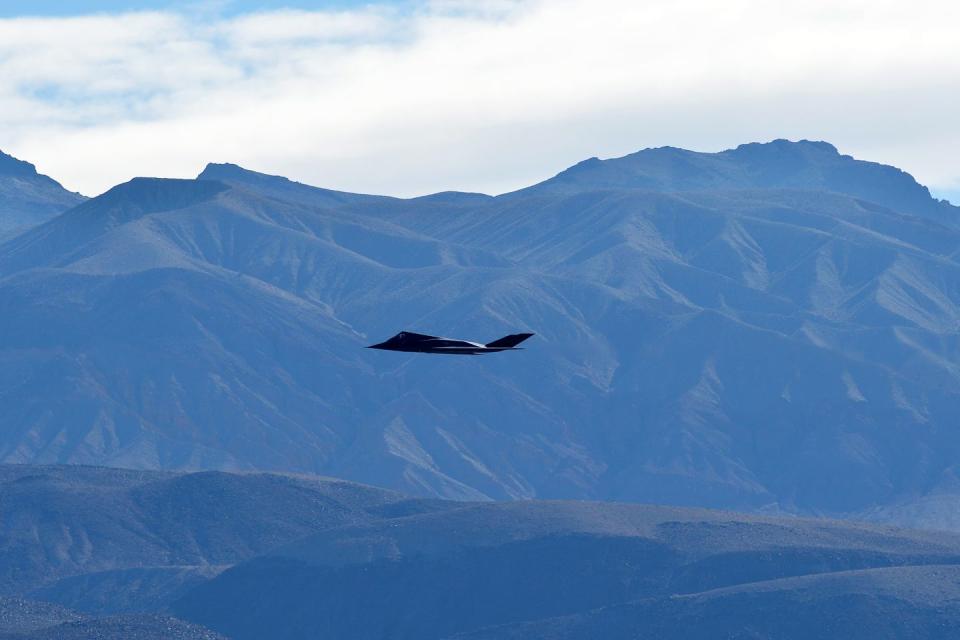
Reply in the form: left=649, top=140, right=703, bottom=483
left=2, top=140, right=960, bottom=530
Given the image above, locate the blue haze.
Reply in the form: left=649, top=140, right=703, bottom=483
left=2, top=139, right=960, bottom=531
left=4, top=141, right=960, bottom=638
left=5, top=464, right=960, bottom=639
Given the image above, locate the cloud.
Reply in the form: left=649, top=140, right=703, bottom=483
left=0, top=0, right=958, bottom=197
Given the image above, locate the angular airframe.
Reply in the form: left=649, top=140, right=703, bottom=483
left=367, top=331, right=534, bottom=355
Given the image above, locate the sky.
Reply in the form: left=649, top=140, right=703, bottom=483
left=0, top=1, right=387, bottom=17
left=1, top=0, right=958, bottom=200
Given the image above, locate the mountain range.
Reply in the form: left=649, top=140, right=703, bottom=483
left=4, top=464, right=960, bottom=640
left=0, top=465, right=428, bottom=639
left=2, top=140, right=960, bottom=530
left=0, top=151, right=85, bottom=241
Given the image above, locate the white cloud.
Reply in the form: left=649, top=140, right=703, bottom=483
left=223, top=9, right=394, bottom=47
left=0, top=0, right=958, bottom=197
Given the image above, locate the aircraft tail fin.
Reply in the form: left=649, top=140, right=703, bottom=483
left=485, top=333, right=534, bottom=349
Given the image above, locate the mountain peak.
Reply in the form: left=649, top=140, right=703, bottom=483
left=731, top=138, right=839, bottom=155
left=0, top=150, right=40, bottom=178
left=198, top=162, right=289, bottom=185
left=0, top=150, right=87, bottom=238
left=197, top=161, right=392, bottom=207
left=517, top=139, right=955, bottom=221
left=722, top=139, right=843, bottom=168
left=79, top=177, right=230, bottom=218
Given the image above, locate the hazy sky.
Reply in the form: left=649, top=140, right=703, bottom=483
left=1, top=0, right=958, bottom=199
left=0, top=1, right=392, bottom=17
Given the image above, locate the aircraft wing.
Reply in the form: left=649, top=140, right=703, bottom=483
left=422, top=337, right=485, bottom=349
left=396, top=331, right=439, bottom=340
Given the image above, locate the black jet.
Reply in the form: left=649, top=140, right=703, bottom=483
left=367, top=331, right=534, bottom=355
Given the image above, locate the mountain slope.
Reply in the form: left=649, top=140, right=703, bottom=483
left=0, top=598, right=81, bottom=634
left=516, top=139, right=957, bottom=223
left=7, top=465, right=960, bottom=640
left=0, top=151, right=85, bottom=240
left=456, top=565, right=960, bottom=640
left=197, top=162, right=394, bottom=208
left=0, top=464, right=431, bottom=604
left=3, top=141, right=960, bottom=526
left=171, top=500, right=960, bottom=640
left=0, top=614, right=226, bottom=640
left=0, top=176, right=589, bottom=500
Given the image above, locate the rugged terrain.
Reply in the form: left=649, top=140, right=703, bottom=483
left=0, top=465, right=436, bottom=606
left=172, top=494, right=960, bottom=639
left=4, top=464, right=960, bottom=640
left=2, top=141, right=960, bottom=529
left=0, top=151, right=85, bottom=241
left=0, top=465, right=441, bottom=638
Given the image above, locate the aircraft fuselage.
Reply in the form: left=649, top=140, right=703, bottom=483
left=367, top=331, right=533, bottom=355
